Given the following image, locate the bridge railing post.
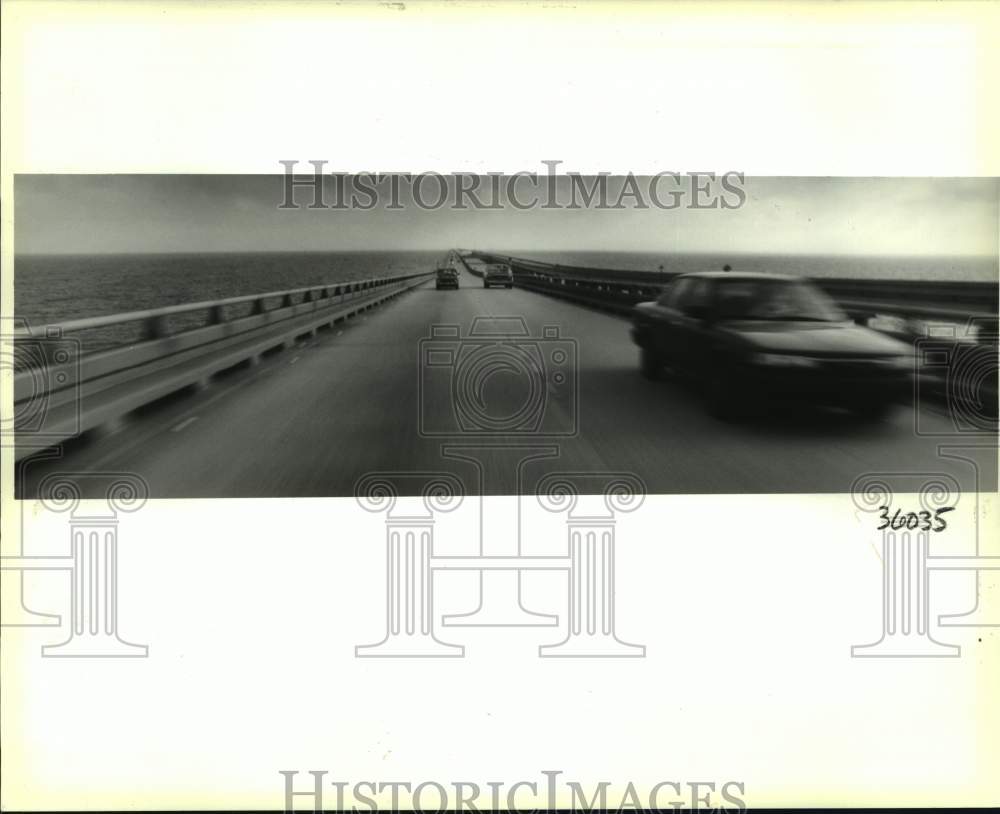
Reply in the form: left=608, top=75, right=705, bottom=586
left=144, top=314, right=170, bottom=340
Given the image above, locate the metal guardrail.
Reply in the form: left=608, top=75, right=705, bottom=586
left=12, top=270, right=434, bottom=458
left=468, top=251, right=999, bottom=330
left=467, top=250, right=998, bottom=417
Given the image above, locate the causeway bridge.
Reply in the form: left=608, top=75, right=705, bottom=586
left=11, top=252, right=998, bottom=497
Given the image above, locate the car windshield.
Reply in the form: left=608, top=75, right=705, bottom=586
left=714, top=278, right=847, bottom=322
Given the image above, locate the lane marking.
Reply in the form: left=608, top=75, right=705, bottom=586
left=290, top=356, right=300, bottom=365
left=81, top=355, right=279, bottom=471
left=170, top=416, right=199, bottom=433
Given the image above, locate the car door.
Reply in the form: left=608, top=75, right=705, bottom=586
left=678, top=277, right=716, bottom=375
left=647, top=277, right=693, bottom=362
left=668, top=278, right=714, bottom=374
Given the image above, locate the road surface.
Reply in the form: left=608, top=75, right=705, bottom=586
left=18, top=265, right=996, bottom=497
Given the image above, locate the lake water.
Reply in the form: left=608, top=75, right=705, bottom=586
left=13, top=249, right=996, bottom=351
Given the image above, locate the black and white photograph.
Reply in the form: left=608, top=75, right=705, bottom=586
left=2, top=2, right=998, bottom=812
left=11, top=173, right=999, bottom=497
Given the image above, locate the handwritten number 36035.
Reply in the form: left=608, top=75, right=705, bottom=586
left=876, top=505, right=954, bottom=532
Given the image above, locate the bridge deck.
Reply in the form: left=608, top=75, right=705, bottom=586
left=17, top=267, right=996, bottom=497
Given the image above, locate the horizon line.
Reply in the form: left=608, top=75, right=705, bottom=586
left=14, top=248, right=1000, bottom=259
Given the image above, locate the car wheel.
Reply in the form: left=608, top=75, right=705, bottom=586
left=639, top=347, right=663, bottom=380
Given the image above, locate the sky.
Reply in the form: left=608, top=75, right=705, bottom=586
left=13, top=174, right=999, bottom=257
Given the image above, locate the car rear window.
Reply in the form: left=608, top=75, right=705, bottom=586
left=660, top=278, right=692, bottom=307
left=714, top=279, right=846, bottom=321
left=681, top=279, right=713, bottom=314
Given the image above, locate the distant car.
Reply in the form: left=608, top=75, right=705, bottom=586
left=631, top=271, right=914, bottom=419
left=483, top=263, right=513, bottom=289
left=435, top=266, right=459, bottom=290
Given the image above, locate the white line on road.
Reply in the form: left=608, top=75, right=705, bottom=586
left=83, top=361, right=274, bottom=471
left=170, top=417, right=200, bottom=433
left=290, top=356, right=300, bottom=365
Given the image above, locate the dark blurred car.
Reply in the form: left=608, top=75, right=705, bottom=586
left=435, top=266, right=459, bottom=290
left=631, top=271, right=914, bottom=419
left=483, top=263, right=514, bottom=289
